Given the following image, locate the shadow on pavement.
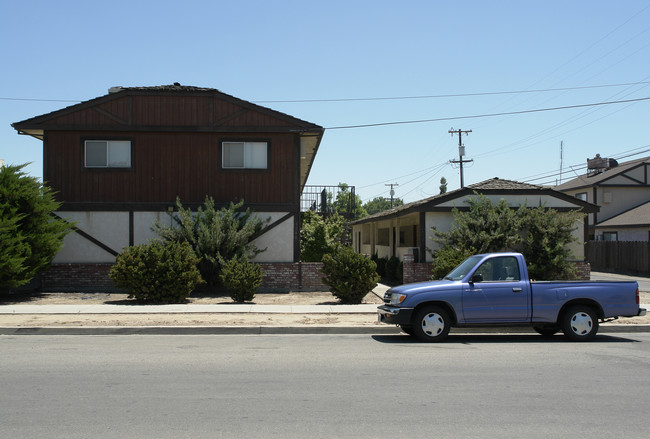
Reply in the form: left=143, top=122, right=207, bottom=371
left=371, top=333, right=641, bottom=344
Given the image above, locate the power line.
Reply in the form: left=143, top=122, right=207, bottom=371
left=253, top=81, right=650, bottom=103
left=325, top=96, right=650, bottom=130
left=3, top=81, right=650, bottom=105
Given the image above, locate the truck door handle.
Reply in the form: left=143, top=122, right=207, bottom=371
left=512, top=288, right=522, bottom=293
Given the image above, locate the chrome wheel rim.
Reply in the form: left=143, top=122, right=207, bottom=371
left=421, top=312, right=445, bottom=337
left=570, top=312, right=593, bottom=336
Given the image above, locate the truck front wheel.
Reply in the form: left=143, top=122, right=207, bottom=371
left=562, top=306, right=599, bottom=341
left=412, top=306, right=451, bottom=342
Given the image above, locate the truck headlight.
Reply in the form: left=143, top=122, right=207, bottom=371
left=390, top=293, right=407, bottom=305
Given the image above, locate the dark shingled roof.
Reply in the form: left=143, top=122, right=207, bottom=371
left=556, top=156, right=650, bottom=191
left=596, top=201, right=650, bottom=228
left=351, top=177, right=595, bottom=225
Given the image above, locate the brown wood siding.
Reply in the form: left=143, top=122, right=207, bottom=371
left=45, top=131, right=297, bottom=206
left=46, top=95, right=295, bottom=129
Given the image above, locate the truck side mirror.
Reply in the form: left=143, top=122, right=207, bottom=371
left=470, top=273, right=484, bottom=284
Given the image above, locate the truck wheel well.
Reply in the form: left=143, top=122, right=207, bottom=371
left=558, top=299, right=604, bottom=322
left=413, top=301, right=457, bottom=325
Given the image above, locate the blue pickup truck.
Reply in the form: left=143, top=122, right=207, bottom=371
left=378, top=252, right=646, bottom=342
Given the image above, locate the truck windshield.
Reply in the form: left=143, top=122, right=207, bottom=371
left=444, top=255, right=483, bottom=281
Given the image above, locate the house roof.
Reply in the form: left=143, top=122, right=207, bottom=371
left=12, top=83, right=324, bottom=190
left=351, top=177, right=597, bottom=225
left=596, top=201, right=650, bottom=229
left=555, top=156, right=650, bottom=191
left=12, top=83, right=324, bottom=134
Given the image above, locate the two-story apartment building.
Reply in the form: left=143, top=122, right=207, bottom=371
left=12, top=84, right=324, bottom=290
left=556, top=155, right=650, bottom=241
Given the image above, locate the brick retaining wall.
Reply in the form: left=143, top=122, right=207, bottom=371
left=37, top=262, right=328, bottom=293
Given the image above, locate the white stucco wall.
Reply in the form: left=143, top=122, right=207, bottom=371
left=251, top=213, right=294, bottom=262
left=54, top=212, right=129, bottom=263
left=53, top=210, right=294, bottom=264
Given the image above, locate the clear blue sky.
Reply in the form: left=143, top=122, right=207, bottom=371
left=2, top=0, right=649, bottom=203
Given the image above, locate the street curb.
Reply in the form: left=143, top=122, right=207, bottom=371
left=1, top=325, right=648, bottom=336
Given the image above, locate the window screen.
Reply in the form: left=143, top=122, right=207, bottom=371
left=223, top=142, right=267, bottom=169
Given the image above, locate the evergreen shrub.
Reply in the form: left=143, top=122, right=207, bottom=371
left=321, top=246, right=380, bottom=304
left=220, top=259, right=264, bottom=303
left=109, top=241, right=203, bottom=303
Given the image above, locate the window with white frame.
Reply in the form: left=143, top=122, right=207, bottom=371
left=84, top=140, right=131, bottom=168
left=222, top=141, right=268, bottom=169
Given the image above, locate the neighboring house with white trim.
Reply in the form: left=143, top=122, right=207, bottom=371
left=556, top=156, right=650, bottom=241
left=12, top=84, right=324, bottom=290
left=350, top=178, right=597, bottom=262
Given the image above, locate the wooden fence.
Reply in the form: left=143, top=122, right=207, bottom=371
left=587, top=241, right=650, bottom=275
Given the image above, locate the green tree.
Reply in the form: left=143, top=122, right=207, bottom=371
left=300, top=210, right=345, bottom=262
left=520, top=207, right=582, bottom=280
left=431, top=193, right=582, bottom=280
left=330, top=183, right=367, bottom=220
left=153, top=197, right=269, bottom=287
left=0, top=164, right=74, bottom=291
left=363, top=197, right=404, bottom=215
left=431, top=194, right=521, bottom=254
left=439, top=177, right=448, bottom=194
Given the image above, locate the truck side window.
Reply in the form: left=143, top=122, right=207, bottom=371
left=474, top=257, right=521, bottom=282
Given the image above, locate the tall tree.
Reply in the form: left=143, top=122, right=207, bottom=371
left=0, top=164, right=74, bottom=290
left=439, top=177, right=448, bottom=194
left=300, top=210, right=345, bottom=262
left=430, top=193, right=582, bottom=280
left=363, top=196, right=404, bottom=215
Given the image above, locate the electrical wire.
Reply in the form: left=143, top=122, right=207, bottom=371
left=324, top=96, right=650, bottom=130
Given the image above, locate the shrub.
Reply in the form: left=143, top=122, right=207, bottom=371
left=220, top=258, right=264, bottom=303
left=109, top=241, right=203, bottom=303
left=372, top=254, right=388, bottom=278
left=321, top=246, right=380, bottom=304
left=300, top=211, right=345, bottom=262
left=431, top=245, right=476, bottom=280
left=386, top=256, right=401, bottom=282
left=0, top=164, right=74, bottom=291
left=153, top=197, right=269, bottom=287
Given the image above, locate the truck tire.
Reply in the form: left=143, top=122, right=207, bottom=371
left=412, top=306, right=451, bottom=342
left=399, top=325, right=415, bottom=336
left=562, top=306, right=599, bottom=341
left=533, top=326, right=560, bottom=337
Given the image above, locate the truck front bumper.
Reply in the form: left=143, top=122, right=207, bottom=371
left=377, top=305, right=414, bottom=326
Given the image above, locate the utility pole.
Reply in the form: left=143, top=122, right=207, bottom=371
left=449, top=128, right=473, bottom=188
left=558, top=140, right=564, bottom=185
left=385, top=183, right=399, bottom=208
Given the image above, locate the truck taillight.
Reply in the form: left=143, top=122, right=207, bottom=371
left=637, top=288, right=640, bottom=305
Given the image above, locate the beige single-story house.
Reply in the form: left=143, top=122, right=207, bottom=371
left=351, top=178, right=598, bottom=262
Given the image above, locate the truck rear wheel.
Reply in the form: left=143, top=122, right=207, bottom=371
left=412, top=306, right=451, bottom=342
left=562, top=306, right=599, bottom=341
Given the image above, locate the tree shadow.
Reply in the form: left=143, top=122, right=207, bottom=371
left=0, top=291, right=48, bottom=305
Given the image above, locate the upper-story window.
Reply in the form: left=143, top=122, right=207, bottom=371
left=575, top=192, right=588, bottom=201
left=84, top=140, right=131, bottom=168
left=222, top=141, right=267, bottom=169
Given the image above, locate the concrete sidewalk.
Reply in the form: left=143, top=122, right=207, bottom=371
left=0, top=303, right=380, bottom=315
left=0, top=302, right=647, bottom=336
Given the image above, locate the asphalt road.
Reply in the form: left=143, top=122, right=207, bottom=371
left=1, top=333, right=649, bottom=439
